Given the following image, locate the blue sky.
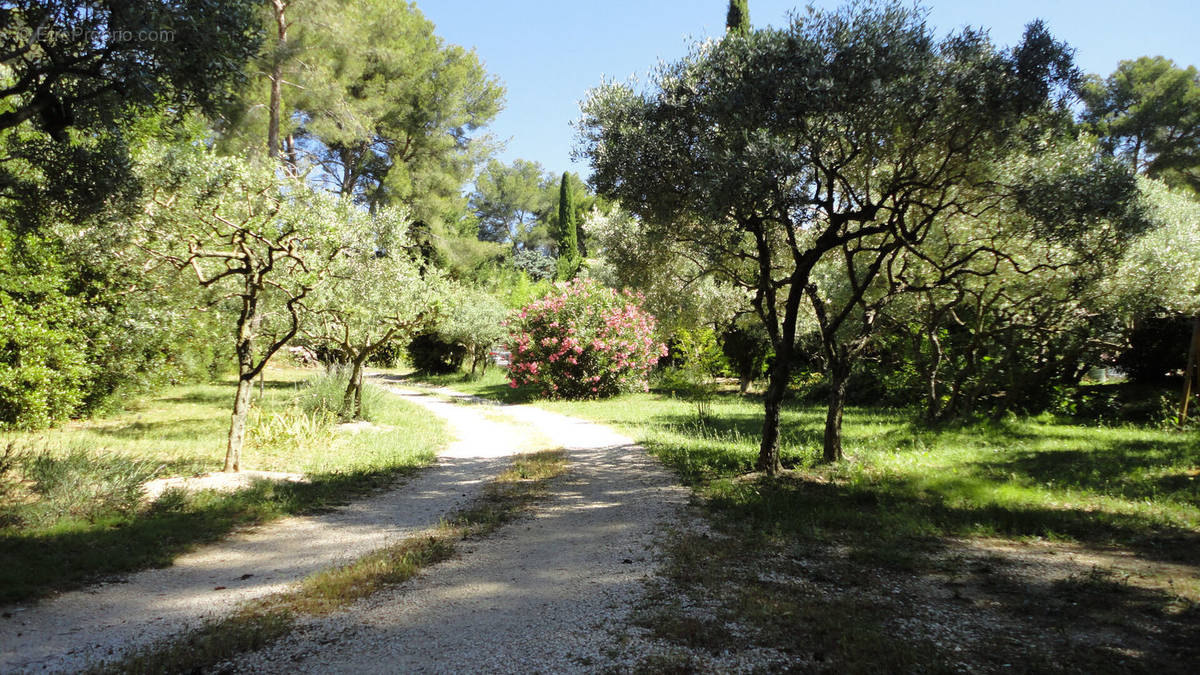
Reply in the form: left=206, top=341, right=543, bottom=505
left=418, top=1, right=1199, bottom=178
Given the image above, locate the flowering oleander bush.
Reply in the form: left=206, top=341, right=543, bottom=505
left=506, top=279, right=666, bottom=399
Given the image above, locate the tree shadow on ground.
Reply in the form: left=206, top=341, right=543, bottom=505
left=701, top=469, right=1200, bottom=568
left=159, top=390, right=231, bottom=405
left=0, top=466, right=418, bottom=605
left=92, top=417, right=223, bottom=441
left=976, top=440, right=1198, bottom=504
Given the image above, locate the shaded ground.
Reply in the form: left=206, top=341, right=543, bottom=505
left=469, top=383, right=1200, bottom=672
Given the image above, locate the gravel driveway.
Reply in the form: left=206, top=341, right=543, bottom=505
left=225, top=392, right=690, bottom=673
left=1, top=384, right=687, bottom=674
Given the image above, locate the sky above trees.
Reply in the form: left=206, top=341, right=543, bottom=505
left=419, top=0, right=1198, bottom=174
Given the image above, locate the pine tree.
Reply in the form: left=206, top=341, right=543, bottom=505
left=726, top=0, right=750, bottom=37
left=555, top=172, right=580, bottom=280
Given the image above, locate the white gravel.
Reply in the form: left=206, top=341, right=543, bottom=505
left=1, top=385, right=690, bottom=674
left=222, top=390, right=691, bottom=674
left=0, top=388, right=525, bottom=674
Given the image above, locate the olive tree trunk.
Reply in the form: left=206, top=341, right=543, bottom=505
left=225, top=375, right=254, bottom=472
left=343, top=352, right=370, bottom=419
left=822, top=359, right=850, bottom=463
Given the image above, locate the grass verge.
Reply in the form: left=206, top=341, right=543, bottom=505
left=90, top=448, right=568, bottom=674
left=0, top=369, right=446, bottom=604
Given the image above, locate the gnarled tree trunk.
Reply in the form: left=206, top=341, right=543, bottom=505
left=822, top=358, right=850, bottom=463
left=757, top=357, right=788, bottom=475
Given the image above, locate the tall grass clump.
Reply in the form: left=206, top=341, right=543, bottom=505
left=295, top=369, right=385, bottom=422
left=0, top=442, right=160, bottom=529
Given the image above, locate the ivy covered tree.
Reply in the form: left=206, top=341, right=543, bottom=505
left=0, top=2, right=262, bottom=429
left=579, top=1, right=1081, bottom=471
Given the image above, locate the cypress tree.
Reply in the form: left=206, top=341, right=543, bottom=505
left=726, top=0, right=750, bottom=37
left=555, top=171, right=580, bottom=280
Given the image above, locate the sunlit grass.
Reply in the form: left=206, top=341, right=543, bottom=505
left=414, top=381, right=1200, bottom=554
left=0, top=368, right=447, bottom=603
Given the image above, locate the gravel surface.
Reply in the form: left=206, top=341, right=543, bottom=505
left=223, top=390, right=690, bottom=674
left=0, top=388, right=526, bottom=674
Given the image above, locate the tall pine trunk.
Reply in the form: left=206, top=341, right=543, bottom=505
left=267, top=1, right=288, bottom=160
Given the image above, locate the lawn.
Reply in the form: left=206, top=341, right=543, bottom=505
left=416, top=368, right=1200, bottom=671
left=0, top=368, right=446, bottom=604
left=542, top=393, right=1200, bottom=554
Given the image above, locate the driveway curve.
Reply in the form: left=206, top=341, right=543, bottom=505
left=2, top=384, right=688, bottom=674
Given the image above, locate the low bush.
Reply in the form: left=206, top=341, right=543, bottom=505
left=405, top=333, right=467, bottom=375
left=293, top=370, right=385, bottom=422
left=0, top=443, right=160, bottom=529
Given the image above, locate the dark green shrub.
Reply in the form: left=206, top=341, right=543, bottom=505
left=1116, top=313, right=1191, bottom=383
left=406, top=333, right=467, bottom=375
left=721, top=322, right=772, bottom=392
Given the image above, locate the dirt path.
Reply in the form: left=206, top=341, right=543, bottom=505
left=1, top=385, right=688, bottom=674
left=223, top=389, right=690, bottom=673
left=0, top=388, right=529, bottom=674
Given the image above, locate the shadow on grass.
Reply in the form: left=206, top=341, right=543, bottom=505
left=979, top=438, right=1199, bottom=504
left=697, top=469, right=1200, bottom=568
left=159, top=390, right=231, bottom=406
left=0, top=467, right=421, bottom=605
left=159, top=379, right=302, bottom=406
left=91, top=417, right=224, bottom=442
left=643, top=408, right=907, bottom=479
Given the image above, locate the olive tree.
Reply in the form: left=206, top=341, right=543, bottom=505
left=137, top=141, right=348, bottom=472
left=303, top=207, right=443, bottom=419
left=860, top=138, right=1143, bottom=422
left=578, top=1, right=1078, bottom=470
left=436, top=284, right=508, bottom=377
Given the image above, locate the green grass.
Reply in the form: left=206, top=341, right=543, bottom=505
left=0, top=368, right=447, bottom=604
left=527, top=393, right=1200, bottom=555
